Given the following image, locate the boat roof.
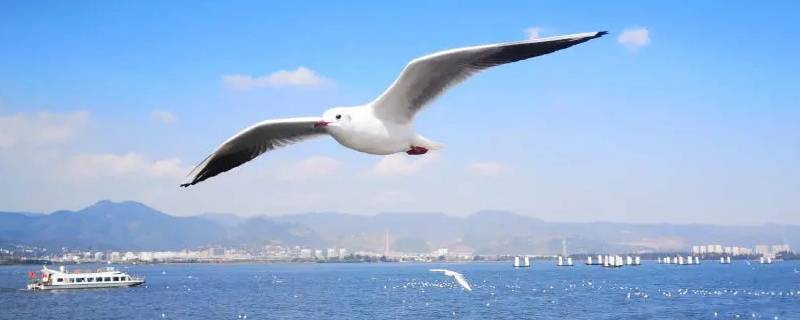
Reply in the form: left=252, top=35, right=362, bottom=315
left=41, top=266, right=129, bottom=277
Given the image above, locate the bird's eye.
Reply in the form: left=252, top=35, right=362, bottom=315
left=335, top=114, right=342, bottom=120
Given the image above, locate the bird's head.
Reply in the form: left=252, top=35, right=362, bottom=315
left=316, top=107, right=353, bottom=130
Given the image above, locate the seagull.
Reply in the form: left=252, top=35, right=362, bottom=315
left=181, top=31, right=607, bottom=187
left=430, top=268, right=472, bottom=291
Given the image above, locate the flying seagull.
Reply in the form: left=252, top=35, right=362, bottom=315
left=429, top=268, right=472, bottom=291
left=181, top=31, right=607, bottom=187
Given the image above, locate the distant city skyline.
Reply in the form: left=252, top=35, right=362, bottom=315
left=1, top=2, right=798, bottom=225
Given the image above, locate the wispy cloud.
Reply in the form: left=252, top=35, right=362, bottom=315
left=466, top=162, right=510, bottom=177
left=0, top=110, right=89, bottom=149
left=222, top=67, right=330, bottom=90
left=66, top=153, right=186, bottom=180
left=274, top=156, right=339, bottom=182
left=369, top=154, right=440, bottom=176
left=525, top=26, right=543, bottom=40
left=150, top=109, right=175, bottom=124
left=618, top=27, right=650, bottom=49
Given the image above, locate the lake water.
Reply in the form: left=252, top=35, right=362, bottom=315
left=1, top=261, right=798, bottom=319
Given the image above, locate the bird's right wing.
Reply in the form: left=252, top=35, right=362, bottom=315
left=181, top=117, right=328, bottom=187
left=452, top=272, right=472, bottom=291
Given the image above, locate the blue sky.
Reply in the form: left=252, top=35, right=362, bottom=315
left=1, top=1, right=798, bottom=224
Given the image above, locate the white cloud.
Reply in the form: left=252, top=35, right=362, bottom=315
left=369, top=153, right=440, bottom=176
left=618, top=27, right=650, bottom=49
left=66, top=153, right=187, bottom=180
left=466, top=162, right=510, bottom=177
left=0, top=110, right=89, bottom=149
left=525, top=27, right=542, bottom=40
left=274, top=156, right=339, bottom=182
left=150, top=109, right=175, bottom=124
left=222, top=67, right=330, bottom=90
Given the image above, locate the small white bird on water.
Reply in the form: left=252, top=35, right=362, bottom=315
left=430, top=268, right=472, bottom=291
left=181, top=31, right=607, bottom=187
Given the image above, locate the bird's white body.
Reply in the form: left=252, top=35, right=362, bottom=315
left=181, top=31, right=606, bottom=187
left=321, top=106, right=439, bottom=155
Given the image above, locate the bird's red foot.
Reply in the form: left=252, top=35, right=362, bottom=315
left=406, top=146, right=429, bottom=155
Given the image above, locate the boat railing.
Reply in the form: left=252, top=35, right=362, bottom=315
left=128, top=275, right=145, bottom=282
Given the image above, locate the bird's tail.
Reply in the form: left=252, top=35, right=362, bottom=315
left=413, top=135, right=444, bottom=150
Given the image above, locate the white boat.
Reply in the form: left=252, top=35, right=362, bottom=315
left=513, top=256, right=530, bottom=268
left=586, top=255, right=602, bottom=265
left=27, top=266, right=144, bottom=290
left=557, top=256, right=574, bottom=267
left=604, top=255, right=623, bottom=268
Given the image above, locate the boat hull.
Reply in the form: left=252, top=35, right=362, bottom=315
left=29, top=280, right=144, bottom=291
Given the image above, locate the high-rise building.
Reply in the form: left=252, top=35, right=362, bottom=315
left=772, top=244, right=791, bottom=254
left=384, top=231, right=390, bottom=257
left=754, top=245, right=770, bottom=256
left=208, top=248, right=225, bottom=257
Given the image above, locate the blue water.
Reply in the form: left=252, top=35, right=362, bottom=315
left=1, top=261, right=798, bottom=319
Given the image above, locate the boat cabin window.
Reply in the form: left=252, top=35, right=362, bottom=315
left=76, top=278, right=85, bottom=283
left=104, top=277, right=111, bottom=281
left=96, top=277, right=103, bottom=282
left=87, top=278, right=94, bottom=282
left=56, top=278, right=63, bottom=283
left=113, top=277, right=119, bottom=281
left=68, top=278, right=74, bottom=283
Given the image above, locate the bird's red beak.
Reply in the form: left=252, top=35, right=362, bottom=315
left=314, top=120, right=329, bottom=128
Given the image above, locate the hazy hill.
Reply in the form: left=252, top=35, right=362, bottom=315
left=0, top=201, right=222, bottom=250
left=1, top=200, right=797, bottom=254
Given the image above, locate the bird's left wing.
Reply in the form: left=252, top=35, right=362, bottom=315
left=370, top=31, right=607, bottom=124
left=181, top=117, right=327, bottom=187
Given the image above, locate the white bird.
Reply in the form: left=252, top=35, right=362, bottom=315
left=429, top=268, right=472, bottom=291
left=181, top=31, right=607, bottom=186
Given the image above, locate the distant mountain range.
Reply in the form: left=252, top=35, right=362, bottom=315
left=1, top=200, right=797, bottom=254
